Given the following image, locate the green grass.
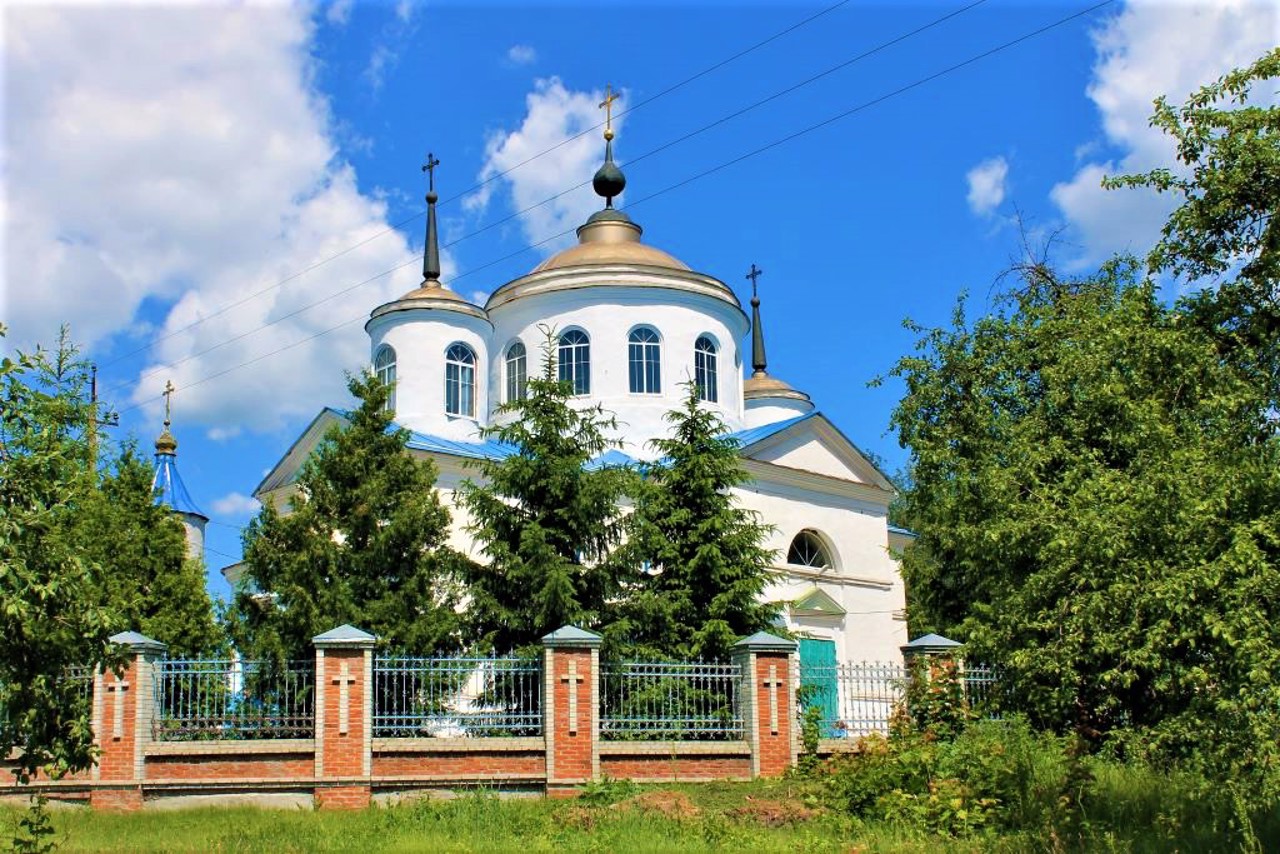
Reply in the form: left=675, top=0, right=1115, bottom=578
left=2, top=772, right=1272, bottom=853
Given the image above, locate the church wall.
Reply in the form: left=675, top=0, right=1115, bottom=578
left=744, top=397, right=814, bottom=429
left=732, top=483, right=908, bottom=663
left=180, top=514, right=206, bottom=563
left=368, top=310, right=492, bottom=442
left=486, top=285, right=747, bottom=455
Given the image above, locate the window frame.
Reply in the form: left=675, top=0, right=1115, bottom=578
left=627, top=326, right=662, bottom=395
left=786, top=530, right=835, bottom=570
left=445, top=342, right=477, bottom=417
left=694, top=335, right=718, bottom=403
left=505, top=340, right=528, bottom=403
left=374, top=345, right=397, bottom=413
left=558, top=329, right=591, bottom=396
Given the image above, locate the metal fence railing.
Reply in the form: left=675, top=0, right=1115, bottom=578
left=600, top=661, right=744, bottom=741
left=0, top=667, right=95, bottom=732
left=799, top=661, right=906, bottom=739
left=963, top=664, right=1001, bottom=718
left=373, top=656, right=542, bottom=738
left=153, top=658, right=315, bottom=741
left=799, top=661, right=1002, bottom=738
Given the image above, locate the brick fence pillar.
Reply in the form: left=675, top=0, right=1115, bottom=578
left=542, top=626, right=601, bottom=797
left=91, top=631, right=165, bottom=811
left=732, top=632, right=798, bottom=778
left=312, top=624, right=376, bottom=810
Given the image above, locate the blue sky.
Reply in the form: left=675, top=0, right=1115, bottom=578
left=2, top=0, right=1274, bottom=598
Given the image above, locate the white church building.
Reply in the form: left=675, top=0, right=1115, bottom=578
left=227, top=123, right=913, bottom=668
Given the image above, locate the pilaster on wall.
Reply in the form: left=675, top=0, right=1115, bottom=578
left=731, top=632, right=798, bottom=779
left=542, top=626, right=601, bottom=796
left=313, top=624, right=376, bottom=810
left=91, top=631, right=166, bottom=811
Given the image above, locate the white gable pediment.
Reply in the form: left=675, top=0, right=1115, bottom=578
left=740, top=413, right=895, bottom=491
left=254, top=408, right=351, bottom=499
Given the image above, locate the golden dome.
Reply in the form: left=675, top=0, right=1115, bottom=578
left=744, top=373, right=811, bottom=402
left=396, top=282, right=468, bottom=302
left=531, top=210, right=689, bottom=274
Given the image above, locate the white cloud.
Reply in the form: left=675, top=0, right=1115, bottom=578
left=395, top=0, right=413, bottom=23
left=506, top=44, right=537, bottom=66
left=965, top=156, right=1008, bottom=217
left=464, top=78, right=619, bottom=253
left=1051, top=0, right=1276, bottom=267
left=364, top=43, right=398, bottom=91
left=210, top=491, right=261, bottom=517
left=2, top=4, right=429, bottom=437
left=326, top=0, right=353, bottom=27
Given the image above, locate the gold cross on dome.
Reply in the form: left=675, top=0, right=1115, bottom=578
left=599, top=84, right=619, bottom=136
left=162, top=380, right=175, bottom=428
left=422, top=152, right=441, bottom=193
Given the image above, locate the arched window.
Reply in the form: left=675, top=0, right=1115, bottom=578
left=694, top=335, right=718, bottom=402
left=445, top=343, right=477, bottom=417
left=558, top=329, right=590, bottom=395
left=505, top=341, right=527, bottom=403
left=787, top=530, right=833, bottom=569
left=374, top=345, right=396, bottom=413
left=628, top=327, right=661, bottom=394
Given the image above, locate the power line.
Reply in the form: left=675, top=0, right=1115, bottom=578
left=115, top=0, right=1113, bottom=419
left=99, top=0, right=989, bottom=402
left=96, top=0, right=855, bottom=372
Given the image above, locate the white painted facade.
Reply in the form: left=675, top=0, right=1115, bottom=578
left=243, top=183, right=912, bottom=666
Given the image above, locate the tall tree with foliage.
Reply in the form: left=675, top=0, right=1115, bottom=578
left=621, top=382, right=778, bottom=661
left=459, top=330, right=635, bottom=653
left=228, top=372, right=463, bottom=659
left=0, top=327, right=120, bottom=782
left=77, top=443, right=222, bottom=656
left=1105, top=47, right=1280, bottom=412
left=886, top=256, right=1280, bottom=786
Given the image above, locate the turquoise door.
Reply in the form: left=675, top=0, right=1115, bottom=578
left=799, top=638, right=838, bottom=734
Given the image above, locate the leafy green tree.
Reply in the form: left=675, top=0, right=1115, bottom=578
left=0, top=327, right=120, bottom=782
left=621, top=381, right=778, bottom=661
left=1105, top=47, right=1280, bottom=412
left=77, top=444, right=222, bottom=656
left=228, top=372, right=463, bottom=659
left=886, top=258, right=1280, bottom=786
left=458, top=330, right=635, bottom=653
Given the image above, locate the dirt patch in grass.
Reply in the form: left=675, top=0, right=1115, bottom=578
left=727, top=796, right=822, bottom=827
left=615, top=791, right=702, bottom=820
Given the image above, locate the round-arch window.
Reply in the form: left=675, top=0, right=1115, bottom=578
left=445, top=343, right=477, bottom=417
left=374, top=345, right=396, bottom=413
left=506, top=341, right=527, bottom=403
left=694, top=335, right=718, bottom=403
left=628, top=327, right=661, bottom=394
left=558, top=329, right=590, bottom=395
left=787, top=530, right=832, bottom=569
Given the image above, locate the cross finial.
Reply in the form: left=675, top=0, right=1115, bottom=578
left=746, top=263, right=764, bottom=297
left=162, top=380, right=175, bottom=429
left=599, top=84, right=619, bottom=140
left=422, top=152, right=441, bottom=194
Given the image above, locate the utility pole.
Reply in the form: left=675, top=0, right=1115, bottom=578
left=88, top=364, right=119, bottom=479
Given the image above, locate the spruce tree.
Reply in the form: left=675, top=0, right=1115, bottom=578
left=623, top=382, right=779, bottom=661
left=0, top=327, right=119, bottom=781
left=77, top=443, right=222, bottom=656
left=458, top=330, right=635, bottom=653
left=228, top=372, right=463, bottom=660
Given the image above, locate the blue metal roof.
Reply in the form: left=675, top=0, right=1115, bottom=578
left=402, top=426, right=640, bottom=470
left=392, top=414, right=814, bottom=469
left=152, top=452, right=207, bottom=519
left=403, top=429, right=517, bottom=461
left=721, top=412, right=816, bottom=448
